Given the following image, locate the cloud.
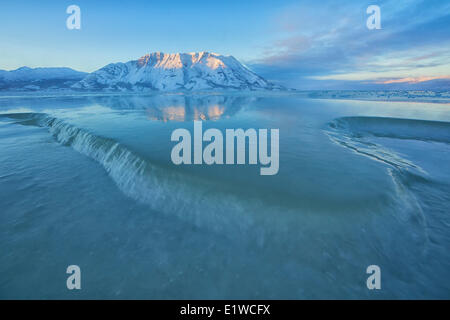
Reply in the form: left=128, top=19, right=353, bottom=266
left=248, top=0, right=450, bottom=89
left=377, top=76, right=450, bottom=84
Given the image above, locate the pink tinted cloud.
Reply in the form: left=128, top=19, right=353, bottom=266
left=378, top=76, right=450, bottom=84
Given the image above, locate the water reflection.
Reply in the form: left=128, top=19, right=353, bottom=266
left=0, top=94, right=259, bottom=122
left=97, top=94, right=254, bottom=121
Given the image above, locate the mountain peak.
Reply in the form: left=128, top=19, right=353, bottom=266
left=136, top=52, right=229, bottom=70
left=15, top=66, right=32, bottom=72
left=74, top=51, right=283, bottom=92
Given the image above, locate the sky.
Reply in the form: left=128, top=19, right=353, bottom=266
left=0, top=0, right=449, bottom=89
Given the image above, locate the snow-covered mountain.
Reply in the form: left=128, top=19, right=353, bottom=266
left=73, top=52, right=282, bottom=92
left=0, top=67, right=87, bottom=91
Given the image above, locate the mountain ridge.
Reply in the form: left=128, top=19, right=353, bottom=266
left=0, top=67, right=87, bottom=91
left=73, top=51, right=283, bottom=92
left=1, top=52, right=448, bottom=92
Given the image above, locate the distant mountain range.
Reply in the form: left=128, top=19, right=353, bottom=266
left=0, top=67, right=87, bottom=91
left=0, top=52, right=283, bottom=92
left=1, top=52, right=448, bottom=92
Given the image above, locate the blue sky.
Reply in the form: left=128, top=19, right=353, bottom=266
left=0, top=0, right=449, bottom=89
